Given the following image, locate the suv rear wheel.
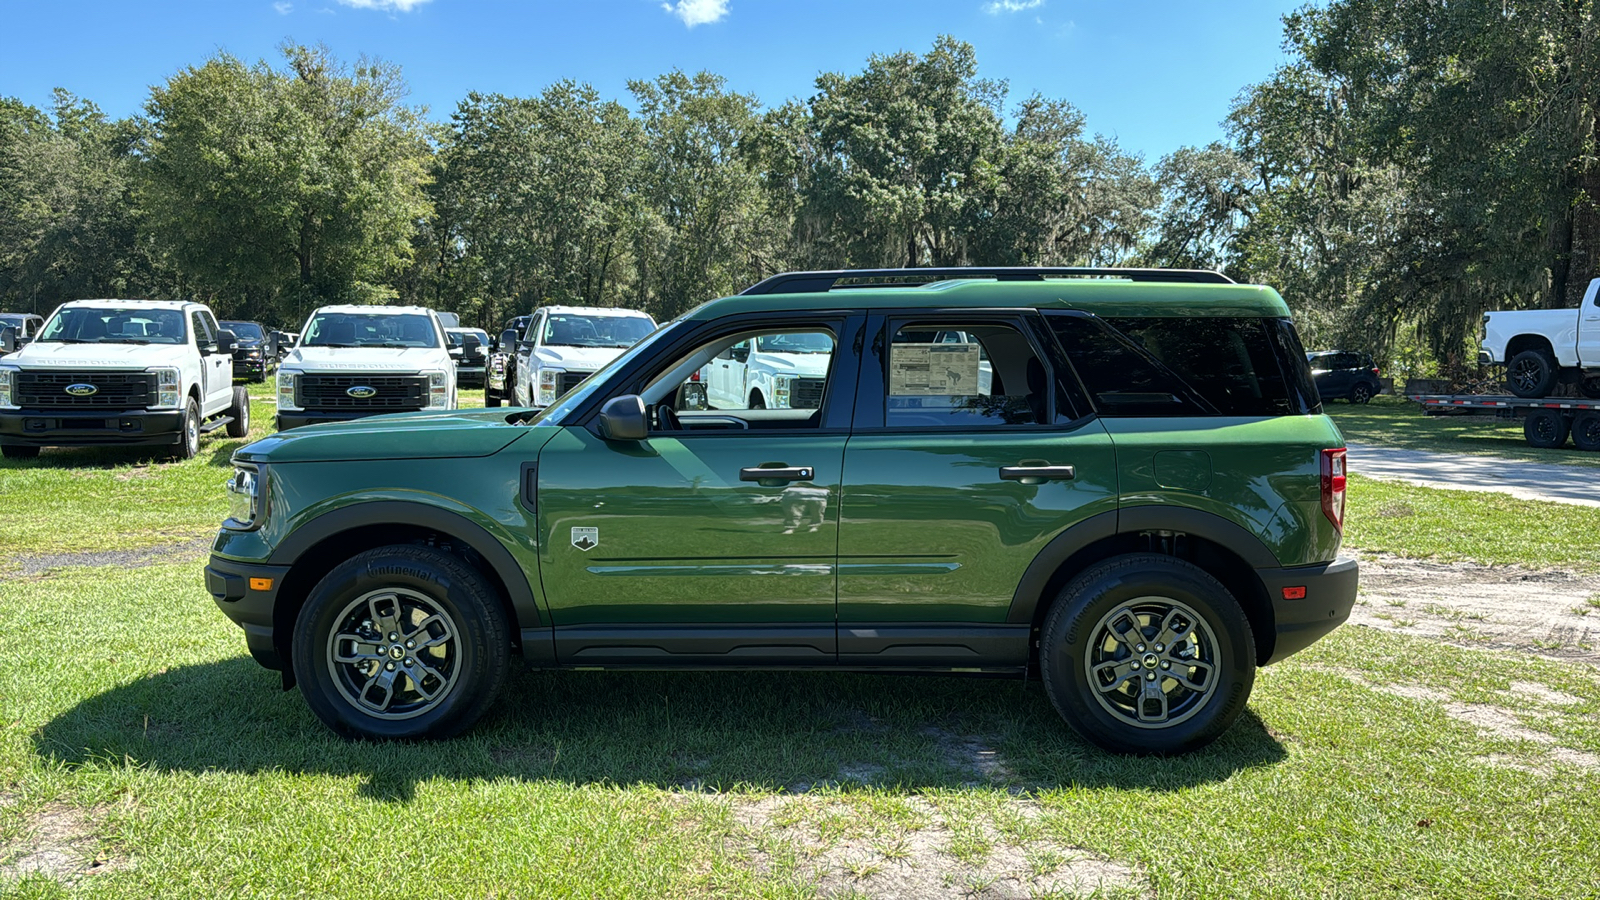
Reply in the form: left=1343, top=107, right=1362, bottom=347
left=291, top=545, right=511, bottom=740
left=1039, top=554, right=1256, bottom=755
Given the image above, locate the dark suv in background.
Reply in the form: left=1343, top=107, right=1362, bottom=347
left=1306, top=350, right=1382, bottom=404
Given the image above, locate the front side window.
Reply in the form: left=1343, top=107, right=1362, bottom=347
left=301, top=313, right=440, bottom=349
left=542, top=314, right=655, bottom=349
left=39, top=307, right=188, bottom=345
left=884, top=321, right=1050, bottom=428
left=637, top=326, right=839, bottom=431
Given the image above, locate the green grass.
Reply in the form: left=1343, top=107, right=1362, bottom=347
left=1324, top=394, right=1600, bottom=467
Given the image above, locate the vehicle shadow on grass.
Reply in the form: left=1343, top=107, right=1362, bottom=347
left=34, top=657, right=1286, bottom=803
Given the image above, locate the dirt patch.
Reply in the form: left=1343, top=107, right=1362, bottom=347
left=4, top=535, right=213, bottom=579
left=733, top=795, right=1142, bottom=900
left=1350, top=553, right=1600, bottom=663
left=0, top=802, right=124, bottom=884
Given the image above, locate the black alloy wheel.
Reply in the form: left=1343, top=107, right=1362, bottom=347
left=1506, top=350, right=1558, bottom=399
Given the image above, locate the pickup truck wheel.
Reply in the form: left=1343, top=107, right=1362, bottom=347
left=484, top=384, right=501, bottom=407
left=292, top=545, right=511, bottom=740
left=1580, top=377, right=1600, bottom=400
left=1349, top=383, right=1373, bottom=404
left=1523, top=409, right=1570, bottom=448
left=749, top=391, right=766, bottom=410
left=1, top=445, right=40, bottom=460
left=225, top=386, right=250, bottom=438
left=171, top=399, right=200, bottom=460
left=1572, top=412, right=1600, bottom=451
left=1039, top=554, right=1255, bottom=755
left=1506, top=349, right=1558, bottom=398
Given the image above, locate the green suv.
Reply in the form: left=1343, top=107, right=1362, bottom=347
left=206, top=268, right=1356, bottom=754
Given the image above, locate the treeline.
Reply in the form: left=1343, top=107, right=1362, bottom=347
left=3, top=3, right=1596, bottom=373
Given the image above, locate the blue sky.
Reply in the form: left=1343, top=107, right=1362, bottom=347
left=1, top=0, right=1305, bottom=161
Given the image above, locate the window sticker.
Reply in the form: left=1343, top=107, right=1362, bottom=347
left=890, top=343, right=983, bottom=395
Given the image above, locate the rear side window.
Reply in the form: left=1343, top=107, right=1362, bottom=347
left=1046, top=313, right=1318, bottom=417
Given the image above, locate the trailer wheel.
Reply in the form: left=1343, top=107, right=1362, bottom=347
left=1524, top=409, right=1570, bottom=448
left=1572, top=412, right=1600, bottom=452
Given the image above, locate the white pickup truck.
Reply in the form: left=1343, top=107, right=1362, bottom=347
left=512, top=306, right=656, bottom=408
left=702, top=331, right=835, bottom=410
left=1481, top=277, right=1600, bottom=398
left=0, top=299, right=251, bottom=459
left=275, top=305, right=458, bottom=430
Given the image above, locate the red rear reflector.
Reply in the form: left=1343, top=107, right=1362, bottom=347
left=1282, top=586, right=1307, bottom=600
left=1321, top=448, right=1347, bottom=533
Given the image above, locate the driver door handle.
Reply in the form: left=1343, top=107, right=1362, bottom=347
left=740, top=465, right=814, bottom=484
left=999, top=465, right=1076, bottom=484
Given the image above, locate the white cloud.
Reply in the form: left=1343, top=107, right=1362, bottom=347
left=336, top=0, right=432, bottom=12
left=984, top=0, right=1043, bottom=13
left=662, top=0, right=729, bottom=27
left=273, top=1, right=293, bottom=13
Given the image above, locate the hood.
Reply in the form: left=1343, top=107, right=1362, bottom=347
left=285, top=345, right=450, bottom=372
left=5, top=341, right=189, bottom=369
left=236, top=408, right=550, bottom=463
left=533, top=345, right=627, bottom=372
left=754, top=352, right=831, bottom=378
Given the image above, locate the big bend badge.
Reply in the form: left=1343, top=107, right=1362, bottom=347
left=570, top=527, right=599, bottom=552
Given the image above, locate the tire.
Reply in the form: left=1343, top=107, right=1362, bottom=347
left=1572, top=412, right=1600, bottom=452
left=749, top=391, right=766, bottom=410
left=1039, top=554, right=1256, bottom=755
left=291, top=544, right=511, bottom=740
left=1580, top=377, right=1600, bottom=400
left=171, top=398, right=200, bottom=460
left=1506, top=349, right=1558, bottom=398
left=1523, top=409, right=1570, bottom=449
left=485, top=384, right=501, bottom=408
left=226, top=386, right=250, bottom=438
left=1349, top=383, right=1374, bottom=404
left=1, top=444, right=40, bottom=460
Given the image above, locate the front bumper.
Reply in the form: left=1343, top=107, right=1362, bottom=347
left=232, top=356, right=270, bottom=377
left=1259, top=556, right=1359, bottom=665
left=206, top=554, right=293, bottom=670
left=0, top=408, right=185, bottom=447
left=277, top=408, right=424, bottom=430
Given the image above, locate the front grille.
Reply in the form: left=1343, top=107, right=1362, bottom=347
left=558, top=371, right=590, bottom=396
left=299, top=374, right=428, bottom=411
left=790, top=377, right=826, bottom=409
left=16, top=371, right=155, bottom=409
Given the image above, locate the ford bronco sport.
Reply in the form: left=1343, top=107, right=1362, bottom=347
left=206, top=268, right=1357, bottom=755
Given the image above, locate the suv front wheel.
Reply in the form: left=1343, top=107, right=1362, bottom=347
left=1039, top=554, right=1256, bottom=755
left=291, top=544, right=511, bottom=740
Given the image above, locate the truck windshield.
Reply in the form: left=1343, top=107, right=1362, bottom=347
left=38, top=307, right=187, bottom=345
left=302, top=313, right=440, bottom=349
left=541, top=314, right=655, bottom=349
left=221, top=321, right=265, bottom=341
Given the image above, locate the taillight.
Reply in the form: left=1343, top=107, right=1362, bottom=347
left=1321, top=448, right=1347, bottom=532
left=690, top=371, right=701, bottom=382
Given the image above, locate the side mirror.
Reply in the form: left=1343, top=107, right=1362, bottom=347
left=0, top=325, right=15, bottom=354
left=598, top=394, right=648, bottom=442
left=730, top=346, right=750, bottom=363
left=463, top=333, right=482, bottom=353
left=499, top=329, right=518, bottom=353
left=216, top=329, right=236, bottom=355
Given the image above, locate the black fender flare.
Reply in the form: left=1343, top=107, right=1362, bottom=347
left=268, top=501, right=542, bottom=629
left=1004, top=506, right=1279, bottom=626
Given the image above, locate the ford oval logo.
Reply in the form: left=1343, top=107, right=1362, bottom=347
left=346, top=386, right=377, bottom=399
left=65, top=383, right=98, bottom=397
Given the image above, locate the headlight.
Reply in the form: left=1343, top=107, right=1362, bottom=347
left=0, top=366, right=17, bottom=409
left=277, top=370, right=300, bottom=410
left=148, top=366, right=180, bottom=409
left=224, top=464, right=264, bottom=529
left=537, top=368, right=562, bottom=406
left=772, top=374, right=794, bottom=409
left=427, top=370, right=449, bottom=408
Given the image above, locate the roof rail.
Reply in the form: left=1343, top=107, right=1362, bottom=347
left=739, top=267, right=1234, bottom=295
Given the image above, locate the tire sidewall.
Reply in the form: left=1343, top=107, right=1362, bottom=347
left=1507, top=350, right=1557, bottom=398
left=1040, top=555, right=1256, bottom=755
left=176, top=398, right=200, bottom=459
left=227, top=386, right=250, bottom=438
left=291, top=547, right=507, bottom=740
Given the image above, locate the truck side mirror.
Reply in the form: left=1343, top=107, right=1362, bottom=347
left=0, top=325, right=15, bottom=354
left=730, top=345, right=749, bottom=363
left=463, top=333, right=482, bottom=355
left=499, top=329, right=518, bottom=352
left=598, top=394, right=648, bottom=442
left=216, top=329, right=236, bottom=355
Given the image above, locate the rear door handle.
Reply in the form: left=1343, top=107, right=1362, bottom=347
left=740, top=465, right=814, bottom=485
left=999, top=465, right=1076, bottom=484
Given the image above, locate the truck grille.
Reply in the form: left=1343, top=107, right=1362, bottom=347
left=298, top=374, right=428, bottom=411
left=558, top=371, right=590, bottom=396
left=790, top=377, right=826, bottom=409
left=15, top=371, right=155, bottom=409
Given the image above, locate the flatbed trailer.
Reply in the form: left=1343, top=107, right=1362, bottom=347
left=1408, top=393, right=1600, bottom=450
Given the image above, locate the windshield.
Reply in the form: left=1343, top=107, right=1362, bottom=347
left=0, top=315, right=25, bottom=328
left=221, top=321, right=265, bottom=341
left=755, top=332, right=833, bottom=353
left=446, top=330, right=488, bottom=348
left=301, top=313, right=440, bottom=348
left=39, top=307, right=187, bottom=345
left=532, top=319, right=681, bottom=426
left=540, top=313, right=655, bottom=349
